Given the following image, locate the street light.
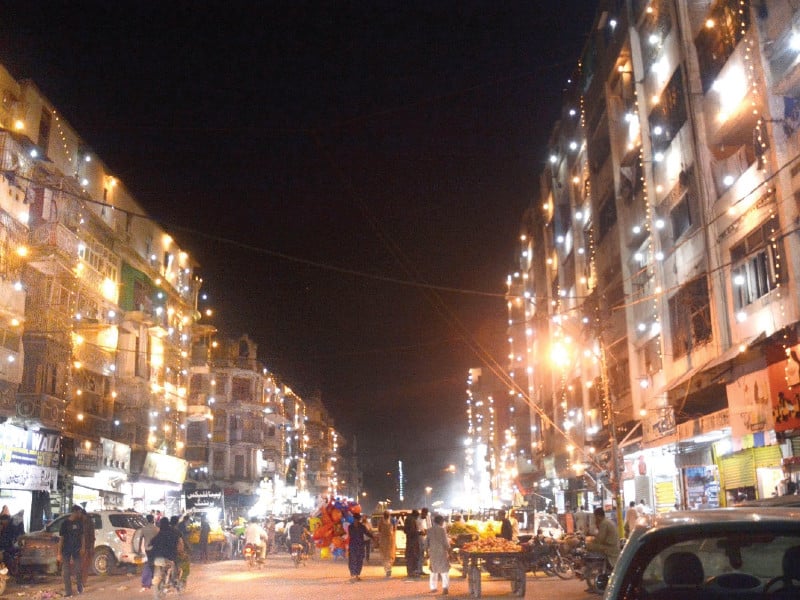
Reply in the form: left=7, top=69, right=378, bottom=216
left=425, top=486, right=432, bottom=506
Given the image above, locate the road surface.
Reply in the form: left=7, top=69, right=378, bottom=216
left=8, top=553, right=597, bottom=599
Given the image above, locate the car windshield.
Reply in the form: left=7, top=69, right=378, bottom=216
left=637, top=532, right=800, bottom=598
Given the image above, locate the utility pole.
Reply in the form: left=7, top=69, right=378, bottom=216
left=598, top=337, right=624, bottom=539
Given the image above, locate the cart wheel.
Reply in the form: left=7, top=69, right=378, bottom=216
left=468, top=565, right=482, bottom=598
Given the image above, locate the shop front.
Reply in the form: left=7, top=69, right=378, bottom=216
left=673, top=410, right=729, bottom=509
left=70, top=438, right=132, bottom=510
left=0, top=422, right=60, bottom=531
left=718, top=365, right=783, bottom=502
left=125, top=450, right=188, bottom=516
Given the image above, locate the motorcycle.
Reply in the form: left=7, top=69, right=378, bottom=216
left=290, top=543, right=307, bottom=567
left=524, top=536, right=574, bottom=579
left=568, top=534, right=610, bottom=594
left=242, top=543, right=266, bottom=569
left=152, top=557, right=184, bottom=599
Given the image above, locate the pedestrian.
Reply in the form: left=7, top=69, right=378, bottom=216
left=361, top=512, right=374, bottom=562
left=509, top=509, right=519, bottom=542
left=497, top=509, right=513, bottom=541
left=377, top=510, right=396, bottom=577
left=574, top=504, right=589, bottom=535
left=199, top=514, right=210, bottom=562
left=426, top=515, right=451, bottom=595
left=132, top=513, right=159, bottom=591
left=58, top=505, right=84, bottom=597
left=624, top=501, right=639, bottom=538
left=80, top=507, right=95, bottom=585
left=171, top=515, right=191, bottom=587
left=347, top=513, right=373, bottom=581
left=404, top=509, right=421, bottom=578
left=417, top=507, right=430, bottom=576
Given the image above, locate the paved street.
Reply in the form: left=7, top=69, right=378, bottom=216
left=6, top=554, right=594, bottom=600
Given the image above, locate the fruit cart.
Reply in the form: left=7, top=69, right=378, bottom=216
left=461, top=549, right=527, bottom=598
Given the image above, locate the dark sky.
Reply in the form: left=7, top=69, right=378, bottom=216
left=0, top=1, right=596, bottom=505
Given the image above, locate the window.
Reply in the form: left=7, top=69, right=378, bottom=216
left=649, top=69, right=687, bottom=152
left=670, top=193, right=692, bottom=240
left=669, top=276, right=712, bottom=358
left=640, top=336, right=663, bottom=375
left=234, top=455, right=245, bottom=478
left=598, top=195, right=618, bottom=241
left=38, top=108, right=52, bottom=153
left=695, top=0, right=749, bottom=93
left=231, top=377, right=252, bottom=403
left=731, top=218, right=785, bottom=310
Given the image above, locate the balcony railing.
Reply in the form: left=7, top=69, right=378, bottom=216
left=65, top=408, right=111, bottom=439
left=29, top=222, right=79, bottom=263
left=16, top=393, right=65, bottom=428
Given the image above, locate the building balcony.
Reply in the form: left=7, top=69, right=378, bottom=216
left=114, top=378, right=151, bottom=409
left=15, top=393, right=66, bottom=429
left=27, top=222, right=79, bottom=272
left=65, top=408, right=111, bottom=440
left=229, top=429, right=262, bottom=444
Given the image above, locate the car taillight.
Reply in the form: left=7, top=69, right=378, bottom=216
left=115, top=529, right=128, bottom=542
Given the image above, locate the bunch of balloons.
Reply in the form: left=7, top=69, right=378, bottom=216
left=311, top=498, right=363, bottom=559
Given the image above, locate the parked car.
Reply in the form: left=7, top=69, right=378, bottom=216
left=18, top=510, right=147, bottom=576
left=604, top=508, right=800, bottom=599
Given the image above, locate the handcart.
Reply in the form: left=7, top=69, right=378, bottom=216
left=461, top=550, right=527, bottom=598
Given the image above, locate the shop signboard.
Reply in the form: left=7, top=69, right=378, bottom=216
left=0, top=423, right=60, bottom=491
left=101, top=437, right=131, bottom=472
left=73, top=443, right=101, bottom=472
left=141, top=452, right=187, bottom=484
left=642, top=406, right=676, bottom=445
left=677, top=409, right=729, bottom=441
left=185, top=489, right=224, bottom=510
left=768, top=343, right=800, bottom=433
left=726, top=368, right=774, bottom=437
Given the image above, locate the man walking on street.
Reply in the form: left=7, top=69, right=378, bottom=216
left=58, top=505, right=84, bottom=597
left=133, top=513, right=159, bottom=591
left=404, top=509, right=420, bottom=578
left=80, top=508, right=95, bottom=587
left=427, top=515, right=451, bottom=595
left=417, top=507, right=430, bottom=576
left=378, top=510, right=396, bottom=577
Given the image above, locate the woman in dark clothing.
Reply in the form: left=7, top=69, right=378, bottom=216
left=347, top=513, right=373, bottom=581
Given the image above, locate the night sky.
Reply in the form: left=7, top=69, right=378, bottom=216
left=0, top=1, right=596, bottom=506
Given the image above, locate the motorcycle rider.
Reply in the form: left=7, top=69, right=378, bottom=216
left=244, top=517, right=268, bottom=561
left=586, top=507, right=619, bottom=567
left=148, top=518, right=184, bottom=590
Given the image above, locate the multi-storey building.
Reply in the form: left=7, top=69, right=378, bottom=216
left=0, top=64, right=204, bottom=527
left=463, top=367, right=502, bottom=508
left=184, top=334, right=291, bottom=514
left=0, top=60, right=359, bottom=527
left=508, top=0, right=800, bottom=516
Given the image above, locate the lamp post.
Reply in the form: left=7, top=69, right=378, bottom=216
left=425, top=486, right=432, bottom=507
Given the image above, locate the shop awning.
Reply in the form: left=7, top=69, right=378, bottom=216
left=660, top=334, right=765, bottom=397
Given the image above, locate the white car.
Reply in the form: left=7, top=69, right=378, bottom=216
left=19, top=510, right=147, bottom=576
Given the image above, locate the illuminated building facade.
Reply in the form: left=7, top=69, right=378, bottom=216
left=509, top=0, right=800, bottom=514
